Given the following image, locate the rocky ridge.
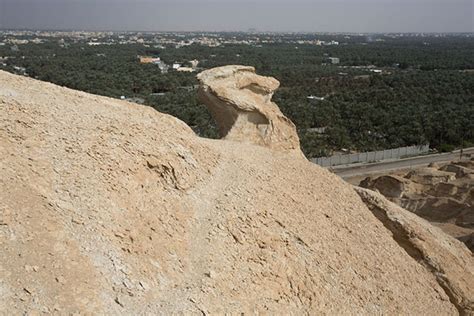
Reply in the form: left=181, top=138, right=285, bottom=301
left=0, top=68, right=472, bottom=314
left=356, top=187, right=474, bottom=313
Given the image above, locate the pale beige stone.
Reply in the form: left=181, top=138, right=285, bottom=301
left=0, top=69, right=471, bottom=314
left=197, top=65, right=301, bottom=153
left=356, top=187, right=474, bottom=314
left=360, top=161, right=474, bottom=251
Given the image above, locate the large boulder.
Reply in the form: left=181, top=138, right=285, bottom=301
left=197, top=65, right=301, bottom=153
left=441, top=164, right=474, bottom=179
left=360, top=174, right=418, bottom=198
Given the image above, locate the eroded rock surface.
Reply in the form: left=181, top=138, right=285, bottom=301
left=0, top=69, right=472, bottom=314
left=197, top=65, right=301, bottom=152
left=356, top=187, right=474, bottom=314
left=360, top=161, right=474, bottom=251
left=360, top=174, right=421, bottom=198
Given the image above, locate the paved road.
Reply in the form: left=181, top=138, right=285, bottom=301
left=332, top=148, right=474, bottom=179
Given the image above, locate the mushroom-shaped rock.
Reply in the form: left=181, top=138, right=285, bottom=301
left=197, top=65, right=301, bottom=153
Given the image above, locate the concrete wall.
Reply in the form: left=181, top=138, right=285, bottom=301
left=312, top=144, right=430, bottom=167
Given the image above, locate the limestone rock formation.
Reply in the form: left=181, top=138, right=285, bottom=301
left=405, top=167, right=457, bottom=185
left=360, top=161, right=474, bottom=251
left=1, top=69, right=473, bottom=314
left=356, top=187, right=474, bottom=314
left=359, top=174, right=421, bottom=198
left=197, top=65, right=301, bottom=152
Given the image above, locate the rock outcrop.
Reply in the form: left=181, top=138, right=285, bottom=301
left=405, top=167, right=457, bottom=185
left=197, top=65, right=301, bottom=152
left=1, top=69, right=473, bottom=314
left=359, top=174, right=421, bottom=198
left=356, top=187, right=474, bottom=314
left=360, top=161, right=474, bottom=251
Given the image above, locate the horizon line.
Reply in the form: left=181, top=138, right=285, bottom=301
left=1, top=28, right=473, bottom=35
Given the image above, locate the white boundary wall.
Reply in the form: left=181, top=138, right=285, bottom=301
left=311, top=144, right=430, bottom=167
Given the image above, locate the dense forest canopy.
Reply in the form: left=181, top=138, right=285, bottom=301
left=1, top=32, right=473, bottom=157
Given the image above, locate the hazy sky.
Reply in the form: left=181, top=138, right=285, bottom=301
left=0, top=0, right=472, bottom=33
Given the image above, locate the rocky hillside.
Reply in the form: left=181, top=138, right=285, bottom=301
left=360, top=161, right=474, bottom=251
left=0, top=68, right=473, bottom=314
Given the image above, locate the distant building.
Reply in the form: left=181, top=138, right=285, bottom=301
left=138, top=55, right=168, bottom=73
left=8, top=39, right=28, bottom=45
left=325, top=57, right=340, bottom=64
left=172, top=63, right=181, bottom=69
left=307, top=95, right=325, bottom=101
left=177, top=67, right=194, bottom=72
left=307, top=127, right=327, bottom=134
left=139, top=56, right=161, bottom=64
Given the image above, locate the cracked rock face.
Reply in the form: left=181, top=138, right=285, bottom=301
left=197, top=65, right=301, bottom=153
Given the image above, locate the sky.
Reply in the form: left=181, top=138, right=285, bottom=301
left=0, top=0, right=472, bottom=33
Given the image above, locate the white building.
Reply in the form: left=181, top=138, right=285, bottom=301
left=325, top=57, right=340, bottom=64
left=307, top=95, right=325, bottom=101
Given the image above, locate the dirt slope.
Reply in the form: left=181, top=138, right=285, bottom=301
left=0, top=70, right=472, bottom=314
